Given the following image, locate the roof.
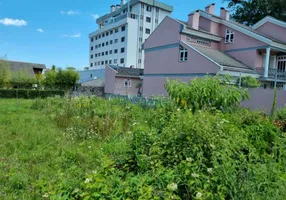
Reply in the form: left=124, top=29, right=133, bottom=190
left=77, top=68, right=105, bottom=83
left=109, top=65, right=144, bottom=78
left=96, top=0, right=173, bottom=24
left=252, top=16, right=286, bottom=29
left=81, top=78, right=105, bottom=87
left=0, top=59, right=46, bottom=76
left=182, top=42, right=257, bottom=74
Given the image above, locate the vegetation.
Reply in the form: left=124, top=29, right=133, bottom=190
left=238, top=76, right=260, bottom=88
left=0, top=89, right=64, bottom=99
left=1, top=76, right=286, bottom=199
left=224, top=0, right=286, bottom=26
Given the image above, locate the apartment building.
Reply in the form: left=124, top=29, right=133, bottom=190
left=89, top=0, right=173, bottom=69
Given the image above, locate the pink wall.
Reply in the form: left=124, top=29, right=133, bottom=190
left=104, top=66, right=117, bottom=94
left=256, top=22, right=286, bottom=43
left=219, top=25, right=267, bottom=51
left=114, top=77, right=142, bottom=96
left=180, top=34, right=219, bottom=49
left=144, top=42, right=220, bottom=75
left=144, top=17, right=181, bottom=49
left=199, top=16, right=220, bottom=35
left=227, top=50, right=257, bottom=69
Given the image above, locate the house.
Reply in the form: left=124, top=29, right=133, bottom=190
left=105, top=65, right=143, bottom=96
left=142, top=3, right=286, bottom=97
left=0, top=59, right=46, bottom=76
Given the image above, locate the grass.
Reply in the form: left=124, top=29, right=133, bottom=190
left=0, top=99, right=129, bottom=199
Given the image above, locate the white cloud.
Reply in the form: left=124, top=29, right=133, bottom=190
left=61, top=33, right=81, bottom=38
left=92, top=14, right=99, bottom=20
left=60, top=10, right=80, bottom=15
left=0, top=18, right=27, bottom=26
left=37, top=28, right=44, bottom=33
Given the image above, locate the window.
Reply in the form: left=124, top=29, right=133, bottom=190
left=109, top=50, right=112, bottom=54
left=146, top=17, right=151, bottom=23
left=141, top=4, right=144, bottom=9
left=114, top=59, right=118, bottom=64
left=91, top=38, right=94, bottom=42
left=98, top=61, right=100, bottom=65
left=90, top=54, right=93, bottom=59
left=91, top=46, right=93, bottom=51
left=106, top=41, right=108, bottom=46
left=102, top=43, right=105, bottom=47
left=139, top=37, right=143, bottom=42
left=115, top=39, right=118, bottom=43
left=110, top=30, right=113, bottom=35
left=121, top=48, right=125, bottom=53
left=109, top=60, right=112, bottom=64
left=138, top=59, right=142, bottom=63
left=106, top=32, right=109, bottom=36
left=95, top=36, right=98, bottom=40
left=102, top=52, right=104, bottom=56
left=110, top=40, right=113, bottom=44
left=99, top=44, right=101, bottom=48
left=145, top=28, right=151, bottom=34
left=140, top=15, right=144, bottom=20
left=95, top=54, right=98, bottom=58
left=156, top=8, right=159, bottom=12
left=225, top=29, right=234, bottom=43
left=121, top=37, right=125, bottom=42
left=115, top=28, right=119, bottom=33
left=114, top=49, right=118, bottom=54
left=146, top=6, right=152, bottom=12
left=130, top=13, right=136, bottom=19
left=90, top=63, right=93, bottom=67
left=124, top=79, right=132, bottom=88
left=140, top=26, right=143, bottom=31
left=179, top=45, right=188, bottom=62
left=105, top=51, right=108, bottom=55
left=94, top=62, right=97, bottom=66
left=95, top=45, right=98, bottom=49
left=120, top=58, right=124, bottom=64
left=105, top=60, right=108, bottom=64
left=101, top=61, right=104, bottom=65
left=99, top=35, right=101, bottom=39
left=121, top=25, right=126, bottom=32
left=102, top=33, right=105, bottom=37
left=98, top=53, right=101, bottom=57
left=139, top=48, right=142, bottom=52
left=155, top=19, right=158, bottom=24
left=90, top=74, right=93, bottom=78
left=196, top=39, right=211, bottom=46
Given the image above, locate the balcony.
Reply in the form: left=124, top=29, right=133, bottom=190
left=102, top=13, right=138, bottom=27
left=256, top=67, right=286, bottom=81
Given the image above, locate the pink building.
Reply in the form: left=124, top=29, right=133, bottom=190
left=105, top=65, right=143, bottom=96
left=142, top=4, right=286, bottom=97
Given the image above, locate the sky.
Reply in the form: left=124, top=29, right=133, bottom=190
left=0, top=0, right=227, bottom=70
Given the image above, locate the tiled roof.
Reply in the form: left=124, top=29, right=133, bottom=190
left=0, top=60, right=46, bottom=76
left=110, top=65, right=144, bottom=78
left=81, top=78, right=105, bottom=87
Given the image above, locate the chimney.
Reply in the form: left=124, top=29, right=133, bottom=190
left=220, top=7, right=230, bottom=20
left=205, top=3, right=215, bottom=15
left=121, top=0, right=126, bottom=5
left=116, top=4, right=121, bottom=10
left=110, top=5, right=116, bottom=12
left=188, top=10, right=200, bottom=30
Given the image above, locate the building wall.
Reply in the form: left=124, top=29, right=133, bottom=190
left=227, top=50, right=258, bottom=69
left=180, top=34, right=219, bottom=49
left=104, top=66, right=117, bottom=94
left=114, top=77, right=142, bottom=96
left=256, top=22, right=286, bottom=43
left=77, top=68, right=106, bottom=83
left=126, top=19, right=139, bottom=68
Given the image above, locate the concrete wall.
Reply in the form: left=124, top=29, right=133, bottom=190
left=104, top=66, right=117, bottom=94
left=242, top=88, right=286, bottom=113
left=256, top=22, right=286, bottom=43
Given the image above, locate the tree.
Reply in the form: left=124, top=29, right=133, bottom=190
left=12, top=68, right=37, bottom=89
left=0, top=60, right=12, bottom=88
left=237, top=76, right=260, bottom=88
left=55, top=68, right=79, bottom=91
left=224, top=0, right=286, bottom=26
left=43, top=66, right=57, bottom=89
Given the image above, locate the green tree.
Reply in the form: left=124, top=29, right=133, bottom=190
left=238, top=76, right=260, bottom=88
left=165, top=76, right=249, bottom=113
left=43, top=66, right=57, bottom=89
left=0, top=60, right=12, bottom=88
left=12, top=68, right=37, bottom=89
left=224, top=0, right=286, bottom=26
left=55, top=68, right=79, bottom=91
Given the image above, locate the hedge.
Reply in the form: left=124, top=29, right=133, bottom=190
left=0, top=89, right=65, bottom=99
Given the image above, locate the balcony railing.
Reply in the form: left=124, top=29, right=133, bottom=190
left=102, top=13, right=138, bottom=26
left=256, top=67, right=286, bottom=80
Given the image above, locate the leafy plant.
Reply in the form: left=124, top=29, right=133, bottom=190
left=238, top=76, right=260, bottom=88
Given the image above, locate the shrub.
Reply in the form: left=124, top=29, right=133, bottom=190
left=238, top=76, right=260, bottom=88
left=0, top=89, right=65, bottom=99
left=275, top=107, right=286, bottom=121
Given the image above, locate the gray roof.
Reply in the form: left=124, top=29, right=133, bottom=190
left=110, top=65, right=144, bottom=78
left=81, top=78, right=105, bottom=87
left=186, top=43, right=257, bottom=73
left=0, top=60, right=46, bottom=76
left=96, top=0, right=173, bottom=24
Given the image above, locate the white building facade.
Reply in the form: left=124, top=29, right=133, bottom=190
left=89, top=0, right=173, bottom=69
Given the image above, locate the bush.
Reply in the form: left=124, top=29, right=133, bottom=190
left=0, top=89, right=65, bottom=99
left=238, top=76, right=260, bottom=88
left=275, top=107, right=286, bottom=121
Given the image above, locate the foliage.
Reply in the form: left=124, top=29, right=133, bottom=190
left=165, top=76, right=249, bottom=113
left=238, top=76, right=260, bottom=88
left=224, top=0, right=286, bottom=26
left=276, top=106, right=286, bottom=121
left=55, top=68, right=79, bottom=91
left=0, top=89, right=64, bottom=99
left=0, top=60, right=12, bottom=88
left=12, top=68, right=37, bottom=89
left=271, top=87, right=277, bottom=118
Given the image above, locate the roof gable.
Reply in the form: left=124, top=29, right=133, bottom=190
left=252, top=16, right=286, bottom=29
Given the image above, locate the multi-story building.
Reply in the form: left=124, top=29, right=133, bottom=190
left=89, top=0, right=173, bottom=69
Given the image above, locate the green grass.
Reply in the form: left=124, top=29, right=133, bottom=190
left=0, top=99, right=118, bottom=199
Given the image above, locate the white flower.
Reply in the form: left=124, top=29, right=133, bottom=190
left=191, top=173, right=199, bottom=178
left=42, top=193, right=49, bottom=198
left=84, top=178, right=92, bottom=184
left=207, top=168, right=213, bottom=173
left=196, top=192, right=202, bottom=198
left=177, top=108, right=180, bottom=111
left=92, top=170, right=97, bottom=174
left=186, top=157, right=193, bottom=162
left=167, top=183, right=178, bottom=191
left=133, top=122, right=137, bottom=126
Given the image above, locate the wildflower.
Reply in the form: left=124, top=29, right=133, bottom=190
left=92, top=170, right=97, bottom=174
left=191, top=173, right=199, bottom=178
left=207, top=168, right=213, bottom=173
left=177, top=108, right=180, bottom=111
left=167, top=183, right=178, bottom=191
left=186, top=157, right=193, bottom=162
left=196, top=192, right=202, bottom=198
left=84, top=178, right=92, bottom=184
left=43, top=193, right=49, bottom=198
left=133, top=122, right=137, bottom=126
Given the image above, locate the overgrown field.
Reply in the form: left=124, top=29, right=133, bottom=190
left=1, top=95, right=286, bottom=199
